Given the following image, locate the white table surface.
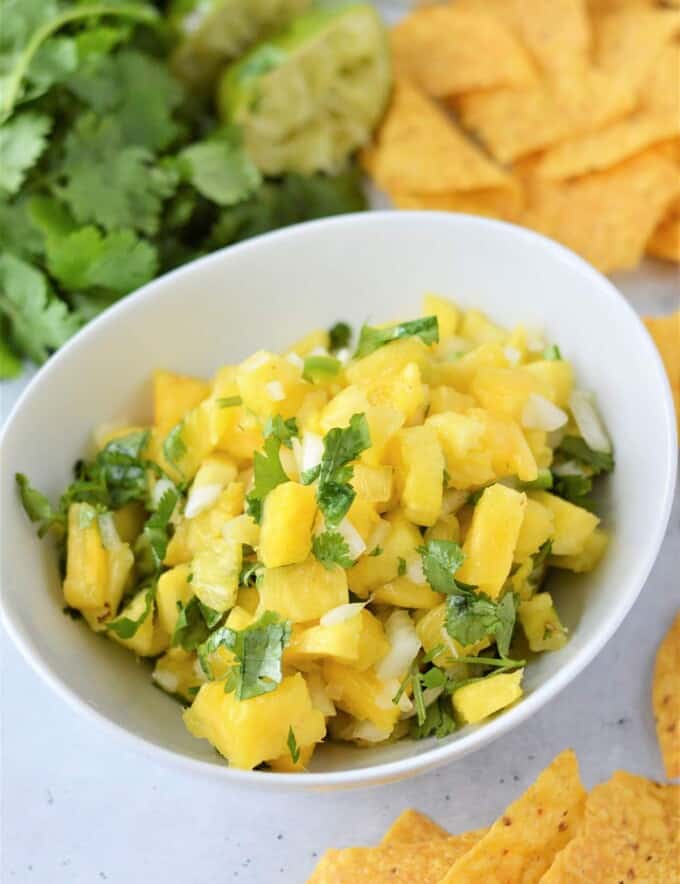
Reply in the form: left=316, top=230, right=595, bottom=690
left=1, top=259, right=678, bottom=883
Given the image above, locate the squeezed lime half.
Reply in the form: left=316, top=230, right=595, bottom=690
left=219, top=3, right=392, bottom=175
left=170, top=0, right=311, bottom=90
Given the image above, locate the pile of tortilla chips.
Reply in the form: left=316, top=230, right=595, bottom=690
left=309, top=614, right=680, bottom=881
left=363, top=0, right=680, bottom=272
left=644, top=310, right=680, bottom=434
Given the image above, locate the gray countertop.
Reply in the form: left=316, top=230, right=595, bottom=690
left=1, top=258, right=678, bottom=883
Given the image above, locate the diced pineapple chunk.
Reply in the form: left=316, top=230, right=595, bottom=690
left=223, top=514, right=260, bottom=548
left=524, top=360, right=574, bottom=407
left=236, top=351, right=309, bottom=418
left=319, top=385, right=370, bottom=433
left=361, top=405, right=404, bottom=466
left=550, top=528, right=608, bottom=572
left=452, top=669, right=524, bottom=724
left=524, top=429, right=554, bottom=469
left=346, top=337, right=431, bottom=387
left=112, top=502, right=145, bottom=545
left=153, top=648, right=204, bottom=701
left=364, top=362, right=428, bottom=424
left=236, top=585, right=259, bottom=615
left=156, top=564, right=193, bottom=636
left=163, top=401, right=214, bottom=481
left=427, top=411, right=496, bottom=490
left=351, top=464, right=393, bottom=507
left=347, top=496, right=382, bottom=543
left=530, top=491, right=599, bottom=556
left=424, top=514, right=460, bottom=544
left=184, top=674, right=326, bottom=770
left=109, top=589, right=170, bottom=657
left=348, top=513, right=422, bottom=596
left=460, top=309, right=507, bottom=345
left=431, top=343, right=508, bottom=391
left=470, top=367, right=539, bottom=421
left=372, top=576, right=442, bottom=610
left=287, top=613, right=364, bottom=665
left=479, top=409, right=538, bottom=483
left=429, top=387, right=476, bottom=416
left=153, top=370, right=210, bottom=435
left=268, top=742, right=316, bottom=773
left=260, top=482, right=317, bottom=568
left=457, top=484, right=527, bottom=597
left=354, top=610, right=390, bottom=670
left=387, top=425, right=444, bottom=526
left=165, top=483, right=244, bottom=564
left=258, top=557, right=348, bottom=622
left=322, top=661, right=400, bottom=733
left=63, top=503, right=109, bottom=611
left=286, top=329, right=329, bottom=357
left=423, top=293, right=460, bottom=338
left=519, top=593, right=568, bottom=652
left=514, top=498, right=555, bottom=562
left=191, top=538, right=241, bottom=613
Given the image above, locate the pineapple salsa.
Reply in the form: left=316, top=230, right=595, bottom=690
left=16, top=295, right=614, bottom=771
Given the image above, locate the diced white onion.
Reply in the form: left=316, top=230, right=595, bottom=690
left=347, top=721, right=392, bottom=743
left=97, top=512, right=121, bottom=550
left=504, top=346, right=521, bottom=366
left=521, top=393, right=569, bottom=432
left=309, top=346, right=330, bottom=357
left=375, top=611, right=422, bottom=681
left=335, top=347, right=351, bottom=365
left=552, top=459, right=584, bottom=477
left=246, top=351, right=272, bottom=371
left=265, top=380, right=285, bottom=401
left=366, top=518, right=390, bottom=553
left=285, top=352, right=304, bottom=370
left=152, top=477, right=175, bottom=509
left=337, top=517, right=366, bottom=560
left=406, top=556, right=426, bottom=585
left=185, top=483, right=222, bottom=519
left=441, top=489, right=469, bottom=515
left=569, top=390, right=611, bottom=453
left=306, top=670, right=336, bottom=717
left=301, top=432, right=323, bottom=474
left=440, top=627, right=460, bottom=659
left=153, top=669, right=179, bottom=694
left=320, top=601, right=367, bottom=627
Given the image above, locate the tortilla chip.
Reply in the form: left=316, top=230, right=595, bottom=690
left=644, top=42, right=680, bottom=115
left=540, top=772, right=680, bottom=882
left=308, top=833, right=484, bottom=883
left=380, top=809, right=448, bottom=845
left=391, top=181, right=524, bottom=223
left=648, top=212, right=680, bottom=263
left=455, top=70, right=634, bottom=163
left=594, top=5, right=680, bottom=96
left=521, top=150, right=680, bottom=272
left=363, top=79, right=511, bottom=194
left=390, top=6, right=535, bottom=97
left=534, top=112, right=680, bottom=180
left=653, top=612, right=680, bottom=779
left=644, top=310, right=680, bottom=434
left=438, top=750, right=586, bottom=884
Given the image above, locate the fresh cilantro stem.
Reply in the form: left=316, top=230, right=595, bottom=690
left=452, top=655, right=526, bottom=669
left=1, top=3, right=160, bottom=123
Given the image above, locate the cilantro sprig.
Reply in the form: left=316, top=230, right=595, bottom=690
left=354, top=316, right=439, bottom=359
left=245, top=420, right=294, bottom=524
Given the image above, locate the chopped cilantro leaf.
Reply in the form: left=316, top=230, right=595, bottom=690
left=287, top=726, right=300, bottom=764
left=542, top=344, right=562, bottom=361
left=557, top=436, right=614, bottom=474
left=172, top=596, right=220, bottom=651
left=409, top=695, right=456, bottom=740
left=418, top=540, right=465, bottom=595
left=354, top=316, right=439, bottom=359
left=176, top=128, right=261, bottom=207
left=446, top=590, right=517, bottom=658
left=312, top=530, right=354, bottom=570
left=15, top=473, right=64, bottom=537
left=397, top=557, right=407, bottom=577
left=316, top=413, right=370, bottom=526
left=0, top=112, right=52, bottom=196
left=303, top=355, right=341, bottom=382
left=264, top=415, right=298, bottom=449
left=368, top=545, right=383, bottom=557
left=139, top=486, right=177, bottom=573
left=519, top=469, right=553, bottom=491
left=329, top=321, right=351, bottom=352
left=217, top=396, right=242, bottom=408
left=104, top=585, right=154, bottom=639
left=245, top=435, right=289, bottom=524
left=553, top=474, right=593, bottom=506
left=197, top=610, right=291, bottom=700
left=163, top=422, right=186, bottom=473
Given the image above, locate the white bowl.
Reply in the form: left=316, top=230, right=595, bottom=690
left=1, top=212, right=676, bottom=790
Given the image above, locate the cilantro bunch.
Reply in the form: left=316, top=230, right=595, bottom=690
left=0, top=0, right=366, bottom=378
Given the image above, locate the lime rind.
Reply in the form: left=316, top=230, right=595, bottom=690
left=219, top=3, right=391, bottom=175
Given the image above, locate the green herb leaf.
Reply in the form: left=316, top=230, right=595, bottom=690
left=316, top=413, right=370, bottom=527
left=197, top=610, right=291, bottom=700
left=397, top=556, right=407, bottom=577
left=287, top=726, right=300, bottom=764
left=142, top=486, right=177, bottom=571
left=0, top=334, right=22, bottom=378
left=15, top=472, right=64, bottom=536
left=354, top=316, right=439, bottom=359
left=557, top=436, right=614, bottom=474
left=172, top=596, right=220, bottom=651
left=264, top=415, right=299, bottom=449
left=303, top=355, right=341, bottom=382
left=0, top=112, right=51, bottom=196
left=418, top=540, right=465, bottom=595
left=104, top=585, right=154, bottom=639
left=176, top=129, right=261, bottom=207
left=312, top=530, right=354, bottom=570
left=246, top=435, right=289, bottom=524
left=163, top=422, right=186, bottom=473
left=553, top=474, right=593, bottom=506
left=518, top=468, right=554, bottom=491
left=542, top=344, right=562, bottom=361
left=328, top=321, right=351, bottom=352
left=368, top=545, right=383, bottom=557
left=217, top=396, right=242, bottom=408
left=446, top=590, right=517, bottom=657
left=409, top=695, right=456, bottom=740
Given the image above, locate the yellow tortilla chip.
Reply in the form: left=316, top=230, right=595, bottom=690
left=455, top=70, right=634, bottom=163
left=534, top=112, right=680, bottom=180
left=391, top=181, right=524, bottom=223
left=362, top=79, right=511, bottom=194
left=594, top=5, right=680, bottom=96
left=648, top=211, right=680, bottom=263
left=308, top=833, right=484, bottom=883
left=390, top=6, right=535, bottom=97
left=380, top=809, right=448, bottom=845
left=644, top=42, right=680, bottom=115
left=438, top=750, right=586, bottom=884
left=540, top=772, right=680, bottom=882
left=521, top=150, right=680, bottom=272
left=652, top=612, right=680, bottom=778
left=644, top=310, right=680, bottom=435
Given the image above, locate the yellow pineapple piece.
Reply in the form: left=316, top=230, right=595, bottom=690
left=222, top=514, right=260, bottom=548
left=470, top=367, right=539, bottom=421
left=427, top=410, right=496, bottom=490
left=519, top=593, right=568, bottom=652
left=431, top=342, right=508, bottom=391
left=346, top=337, right=431, bottom=386
left=153, top=370, right=209, bottom=435
left=524, top=360, right=574, bottom=407
left=346, top=496, right=382, bottom=543
left=351, top=464, right=393, bottom=508
left=112, top=502, right=146, bottom=545
left=63, top=503, right=109, bottom=611
left=286, top=329, right=330, bottom=357
left=236, top=586, right=259, bottom=615
left=165, top=482, right=244, bottom=564
left=156, top=564, right=193, bottom=636
left=319, top=385, right=370, bottom=433
left=530, top=491, right=599, bottom=556
left=348, top=513, right=422, bottom=596
left=237, top=350, right=309, bottom=419
left=514, top=498, right=554, bottom=562
left=153, top=648, right=204, bottom=701
left=296, top=390, right=328, bottom=433
left=191, top=538, right=241, bottom=613
left=260, top=482, right=317, bottom=568
left=452, top=670, right=524, bottom=724
left=550, top=528, right=608, bottom=572
left=387, top=425, right=444, bottom=526
left=109, top=588, right=170, bottom=657
left=365, top=362, right=428, bottom=424
left=361, top=405, right=404, bottom=466
left=479, top=409, right=538, bottom=483
left=287, top=613, right=365, bottom=665
left=372, top=576, right=442, bottom=610
left=268, top=742, right=316, bottom=773
left=460, top=309, right=507, bottom=345
left=429, top=386, right=476, bottom=416
left=184, top=674, right=326, bottom=770
left=457, top=484, right=527, bottom=597
left=258, top=557, right=348, bottom=622
left=354, top=610, right=390, bottom=670
left=424, top=514, right=460, bottom=544
left=524, top=429, right=554, bottom=469
left=322, top=661, right=400, bottom=733
left=161, top=401, right=214, bottom=482
left=423, top=293, right=460, bottom=338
